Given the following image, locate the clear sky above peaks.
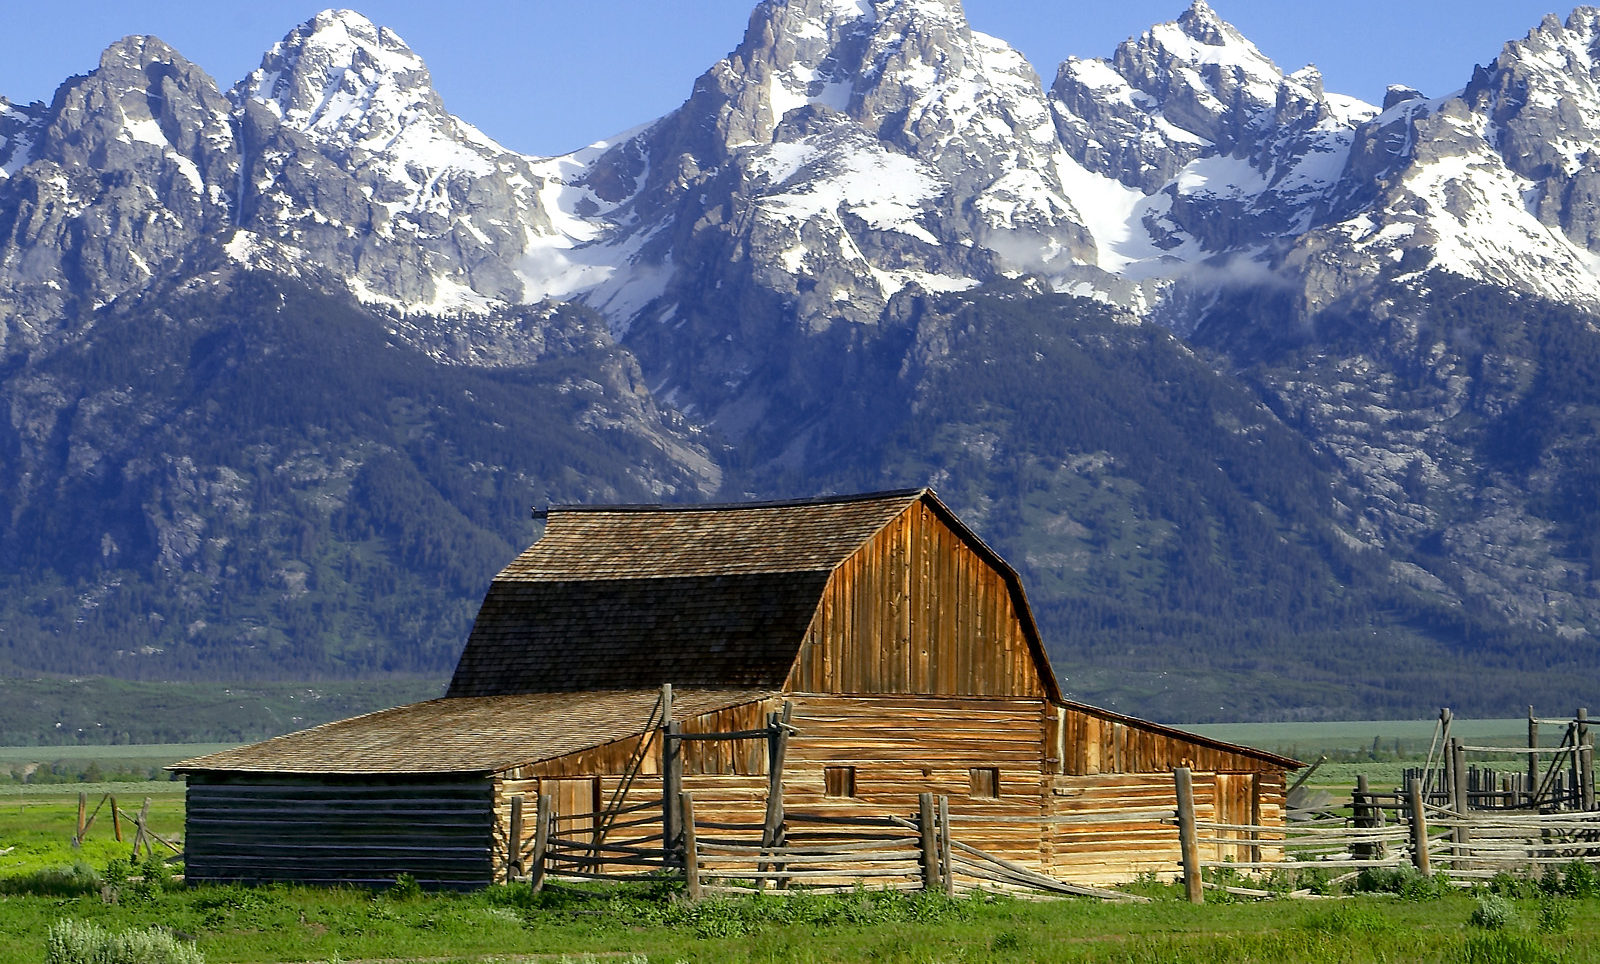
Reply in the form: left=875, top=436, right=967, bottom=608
left=0, top=1, right=1569, bottom=157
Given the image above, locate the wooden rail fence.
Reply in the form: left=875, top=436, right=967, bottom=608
left=1172, top=765, right=1600, bottom=904
left=508, top=789, right=1141, bottom=901
left=71, top=792, right=183, bottom=863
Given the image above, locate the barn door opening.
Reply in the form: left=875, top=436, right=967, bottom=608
left=550, top=777, right=601, bottom=847
left=1212, top=773, right=1260, bottom=863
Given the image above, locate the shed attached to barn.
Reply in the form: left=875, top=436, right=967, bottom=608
left=175, top=489, right=1297, bottom=889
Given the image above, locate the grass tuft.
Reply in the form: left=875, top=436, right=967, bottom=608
left=46, top=919, right=203, bottom=964
left=1469, top=893, right=1521, bottom=931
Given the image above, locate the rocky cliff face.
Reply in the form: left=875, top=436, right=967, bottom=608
left=0, top=38, right=237, bottom=356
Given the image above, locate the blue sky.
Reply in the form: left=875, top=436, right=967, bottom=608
left=0, top=1, right=1570, bottom=157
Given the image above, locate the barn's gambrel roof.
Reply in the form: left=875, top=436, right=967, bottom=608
left=447, top=488, right=1062, bottom=702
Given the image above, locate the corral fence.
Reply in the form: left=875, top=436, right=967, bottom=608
left=1170, top=706, right=1600, bottom=903
left=71, top=792, right=183, bottom=864
left=508, top=790, right=1139, bottom=902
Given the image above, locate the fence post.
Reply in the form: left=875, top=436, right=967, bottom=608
left=938, top=795, right=954, bottom=897
left=74, top=792, right=86, bottom=848
left=1408, top=779, right=1430, bottom=875
left=110, top=794, right=121, bottom=843
left=1353, top=775, right=1373, bottom=860
left=760, top=703, right=792, bottom=890
left=529, top=793, right=552, bottom=892
left=1582, top=743, right=1595, bottom=812
left=1528, top=707, right=1540, bottom=807
left=1451, top=741, right=1471, bottom=863
left=1174, top=767, right=1203, bottom=904
left=508, top=795, right=525, bottom=882
left=919, top=792, right=941, bottom=892
left=663, top=719, right=683, bottom=864
left=1573, top=709, right=1589, bottom=809
left=680, top=792, right=701, bottom=901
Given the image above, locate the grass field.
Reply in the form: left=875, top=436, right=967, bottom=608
left=0, top=744, right=240, bottom=788
left=0, top=677, right=444, bottom=746
left=1, top=865, right=1598, bottom=963
left=0, top=786, right=185, bottom=878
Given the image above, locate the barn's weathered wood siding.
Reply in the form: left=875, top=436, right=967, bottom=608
left=1046, top=770, right=1288, bottom=884
left=781, top=695, right=1052, bottom=868
left=184, top=775, right=494, bottom=889
left=787, top=501, right=1048, bottom=697
left=1048, top=704, right=1284, bottom=775
left=494, top=695, right=1053, bottom=873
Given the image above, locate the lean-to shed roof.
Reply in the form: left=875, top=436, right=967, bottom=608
left=171, top=689, right=769, bottom=775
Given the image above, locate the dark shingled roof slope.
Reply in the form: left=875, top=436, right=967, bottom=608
left=447, top=491, right=924, bottom=698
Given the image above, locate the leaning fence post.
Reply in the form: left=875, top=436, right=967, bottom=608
left=130, top=797, right=151, bottom=860
left=529, top=793, right=552, bottom=892
left=1174, top=767, right=1203, bottom=904
left=1408, top=779, right=1430, bottom=875
left=680, top=791, right=701, bottom=901
left=919, top=792, right=941, bottom=892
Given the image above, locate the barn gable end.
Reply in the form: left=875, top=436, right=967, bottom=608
left=789, top=496, right=1056, bottom=699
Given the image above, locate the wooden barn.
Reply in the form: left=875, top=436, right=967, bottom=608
left=174, top=489, right=1297, bottom=890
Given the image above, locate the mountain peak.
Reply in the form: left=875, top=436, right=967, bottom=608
left=1176, top=0, right=1230, bottom=45
left=233, top=7, right=435, bottom=136
left=97, top=34, right=185, bottom=71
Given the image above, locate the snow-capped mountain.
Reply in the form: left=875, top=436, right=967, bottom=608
left=12, top=2, right=1600, bottom=351
left=228, top=10, right=557, bottom=316
left=0, top=37, right=238, bottom=355
left=3, top=1, right=1600, bottom=716
left=1048, top=0, right=1377, bottom=277
left=1278, top=8, right=1600, bottom=315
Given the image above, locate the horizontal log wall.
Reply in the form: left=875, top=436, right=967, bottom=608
left=787, top=502, right=1048, bottom=698
left=1047, top=770, right=1288, bottom=885
left=1048, top=772, right=1194, bottom=885
left=780, top=695, right=1051, bottom=870
left=185, top=776, right=494, bottom=889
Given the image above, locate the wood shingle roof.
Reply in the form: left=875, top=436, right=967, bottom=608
left=503, top=490, right=922, bottom=580
left=171, top=689, right=769, bottom=775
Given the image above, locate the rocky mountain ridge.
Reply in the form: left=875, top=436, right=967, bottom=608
left=1, top=1, right=1598, bottom=718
